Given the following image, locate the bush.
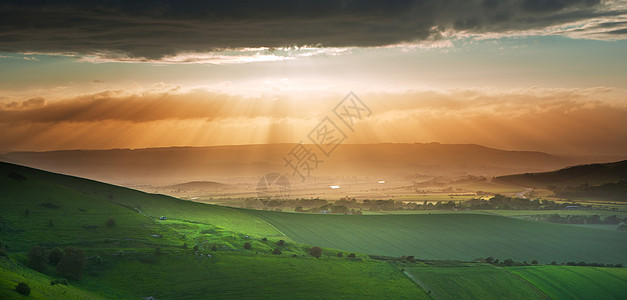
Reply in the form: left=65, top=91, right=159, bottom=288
left=272, top=248, right=282, bottom=255
left=310, top=246, right=323, bottom=258
left=336, top=252, right=343, bottom=257
left=211, top=245, right=218, bottom=251
left=23, top=209, right=30, bottom=217
left=48, top=247, right=63, bottom=265
left=193, top=245, right=199, bottom=251
left=182, top=243, right=188, bottom=249
left=531, top=260, right=538, bottom=265
left=106, top=218, right=115, bottom=227
left=243, top=242, right=251, bottom=250
left=28, top=245, right=48, bottom=271
left=348, top=253, right=356, bottom=258
left=277, top=240, right=285, bottom=246
left=503, top=259, right=514, bottom=266
left=154, top=247, right=162, bottom=255
left=485, top=257, right=494, bottom=264
left=16, top=282, right=30, bottom=295
left=56, top=247, right=86, bottom=280
left=262, top=238, right=268, bottom=242
left=48, top=219, right=55, bottom=227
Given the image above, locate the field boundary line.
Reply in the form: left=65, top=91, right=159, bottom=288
left=391, top=263, right=438, bottom=300
left=245, top=210, right=290, bottom=239
left=505, top=268, right=552, bottom=300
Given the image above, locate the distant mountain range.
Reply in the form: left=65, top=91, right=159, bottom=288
left=493, top=160, right=627, bottom=188
left=1, top=143, right=623, bottom=185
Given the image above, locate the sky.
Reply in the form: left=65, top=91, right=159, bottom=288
left=1, top=0, right=626, bottom=155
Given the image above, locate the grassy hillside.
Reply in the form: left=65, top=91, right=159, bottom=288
left=510, top=266, right=627, bottom=299
left=0, top=162, right=427, bottom=299
left=493, top=160, right=627, bottom=188
left=251, top=210, right=627, bottom=264
left=2, top=161, right=626, bottom=299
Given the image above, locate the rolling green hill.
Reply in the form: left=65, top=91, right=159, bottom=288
left=1, top=161, right=626, bottom=299
left=0, top=162, right=426, bottom=299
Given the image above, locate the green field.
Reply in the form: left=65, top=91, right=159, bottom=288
left=250, top=210, right=627, bottom=264
left=510, top=266, right=627, bottom=300
left=399, top=263, right=548, bottom=300
left=2, top=161, right=626, bottom=299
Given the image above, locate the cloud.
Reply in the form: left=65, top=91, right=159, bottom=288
left=1, top=87, right=627, bottom=155
left=0, top=0, right=624, bottom=60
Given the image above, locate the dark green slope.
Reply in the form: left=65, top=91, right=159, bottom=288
left=493, top=160, right=627, bottom=188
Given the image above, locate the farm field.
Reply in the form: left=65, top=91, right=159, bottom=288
left=509, top=266, right=627, bottom=300
left=398, top=263, right=548, bottom=300
left=250, top=210, right=627, bottom=264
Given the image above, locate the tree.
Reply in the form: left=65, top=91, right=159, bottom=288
left=348, top=253, right=356, bottom=258
left=48, top=247, right=63, bottom=265
left=503, top=259, right=514, bottom=266
left=106, top=218, right=116, bottom=227
left=485, top=257, right=495, bottom=264
left=531, top=260, right=538, bottom=265
left=336, top=252, right=343, bottom=257
left=272, top=248, right=282, bottom=255
left=277, top=240, right=285, bottom=246
left=56, top=247, right=86, bottom=280
left=243, top=242, right=251, bottom=250
left=28, top=245, right=47, bottom=272
left=310, top=246, right=323, bottom=258
left=16, top=282, right=30, bottom=295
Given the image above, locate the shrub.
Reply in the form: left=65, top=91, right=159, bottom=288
left=48, top=247, right=63, bottom=265
left=310, top=246, right=323, bottom=258
left=28, top=245, right=48, bottom=271
left=503, top=259, right=514, bottom=266
left=277, top=240, right=285, bottom=246
left=56, top=247, right=86, bottom=280
left=106, top=218, right=115, bottom=227
left=485, top=257, right=495, bottom=264
left=16, top=282, right=30, bottom=295
left=154, top=247, right=162, bottom=255
left=0, top=247, right=7, bottom=257
left=23, top=209, right=30, bottom=217
left=336, top=252, right=343, bottom=257
left=48, top=219, right=55, bottom=227
left=272, top=248, right=282, bottom=255
left=262, top=238, right=268, bottom=242
left=531, top=260, right=538, bottom=265
left=243, top=242, right=251, bottom=250
left=182, top=243, right=188, bottom=249
left=550, top=261, right=557, bottom=265
left=211, top=245, right=218, bottom=251
left=193, top=245, right=199, bottom=251
left=348, top=253, right=356, bottom=258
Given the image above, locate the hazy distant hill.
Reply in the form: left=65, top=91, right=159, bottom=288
left=1, top=143, right=621, bottom=185
left=165, top=181, right=231, bottom=190
left=493, top=160, right=627, bottom=188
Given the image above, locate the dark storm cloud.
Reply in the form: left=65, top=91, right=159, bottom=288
left=0, top=0, right=622, bottom=59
